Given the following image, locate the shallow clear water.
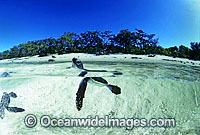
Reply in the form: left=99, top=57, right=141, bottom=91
left=0, top=61, right=200, bottom=135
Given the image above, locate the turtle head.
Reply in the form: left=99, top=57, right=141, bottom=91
left=3, top=92, right=7, bottom=95
left=72, top=58, right=84, bottom=69
left=2, top=92, right=9, bottom=98
left=9, top=92, right=17, bottom=98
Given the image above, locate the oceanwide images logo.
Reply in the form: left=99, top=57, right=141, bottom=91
left=39, top=115, right=147, bottom=129
left=24, top=114, right=176, bottom=130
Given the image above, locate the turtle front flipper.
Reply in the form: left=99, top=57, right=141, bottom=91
left=9, top=92, right=17, bottom=98
left=76, top=77, right=90, bottom=111
left=7, top=107, right=25, bottom=112
left=91, top=77, right=108, bottom=84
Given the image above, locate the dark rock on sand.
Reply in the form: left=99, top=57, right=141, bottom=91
left=113, top=72, right=123, bottom=75
left=38, top=54, right=48, bottom=57
left=48, top=59, right=55, bottom=62
left=131, top=57, right=142, bottom=59
left=148, top=54, right=156, bottom=57
left=162, top=59, right=177, bottom=62
left=1, top=72, right=10, bottom=77
left=8, top=72, right=16, bottom=74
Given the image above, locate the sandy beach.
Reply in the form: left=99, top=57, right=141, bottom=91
left=0, top=53, right=200, bottom=66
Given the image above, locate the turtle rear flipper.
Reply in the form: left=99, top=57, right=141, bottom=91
left=107, top=85, right=121, bottom=95
left=7, top=107, right=25, bottom=112
left=0, top=107, right=5, bottom=119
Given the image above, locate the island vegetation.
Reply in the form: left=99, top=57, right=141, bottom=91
left=0, top=29, right=200, bottom=60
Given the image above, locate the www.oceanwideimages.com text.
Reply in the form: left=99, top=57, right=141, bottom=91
left=24, top=114, right=176, bottom=130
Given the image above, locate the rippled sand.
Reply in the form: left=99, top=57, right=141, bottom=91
left=0, top=54, right=200, bottom=135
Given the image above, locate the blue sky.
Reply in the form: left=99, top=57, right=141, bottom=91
left=0, top=0, right=199, bottom=52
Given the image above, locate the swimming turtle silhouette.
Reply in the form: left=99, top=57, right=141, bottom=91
left=72, top=58, right=121, bottom=111
left=0, top=92, right=25, bottom=119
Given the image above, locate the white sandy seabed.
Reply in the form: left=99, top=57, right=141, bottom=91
left=0, top=53, right=200, bottom=135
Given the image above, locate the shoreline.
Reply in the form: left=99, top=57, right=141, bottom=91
left=0, top=53, right=200, bottom=67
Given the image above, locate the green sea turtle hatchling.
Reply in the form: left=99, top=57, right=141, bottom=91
left=72, top=58, right=121, bottom=111
left=0, top=92, right=25, bottom=119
